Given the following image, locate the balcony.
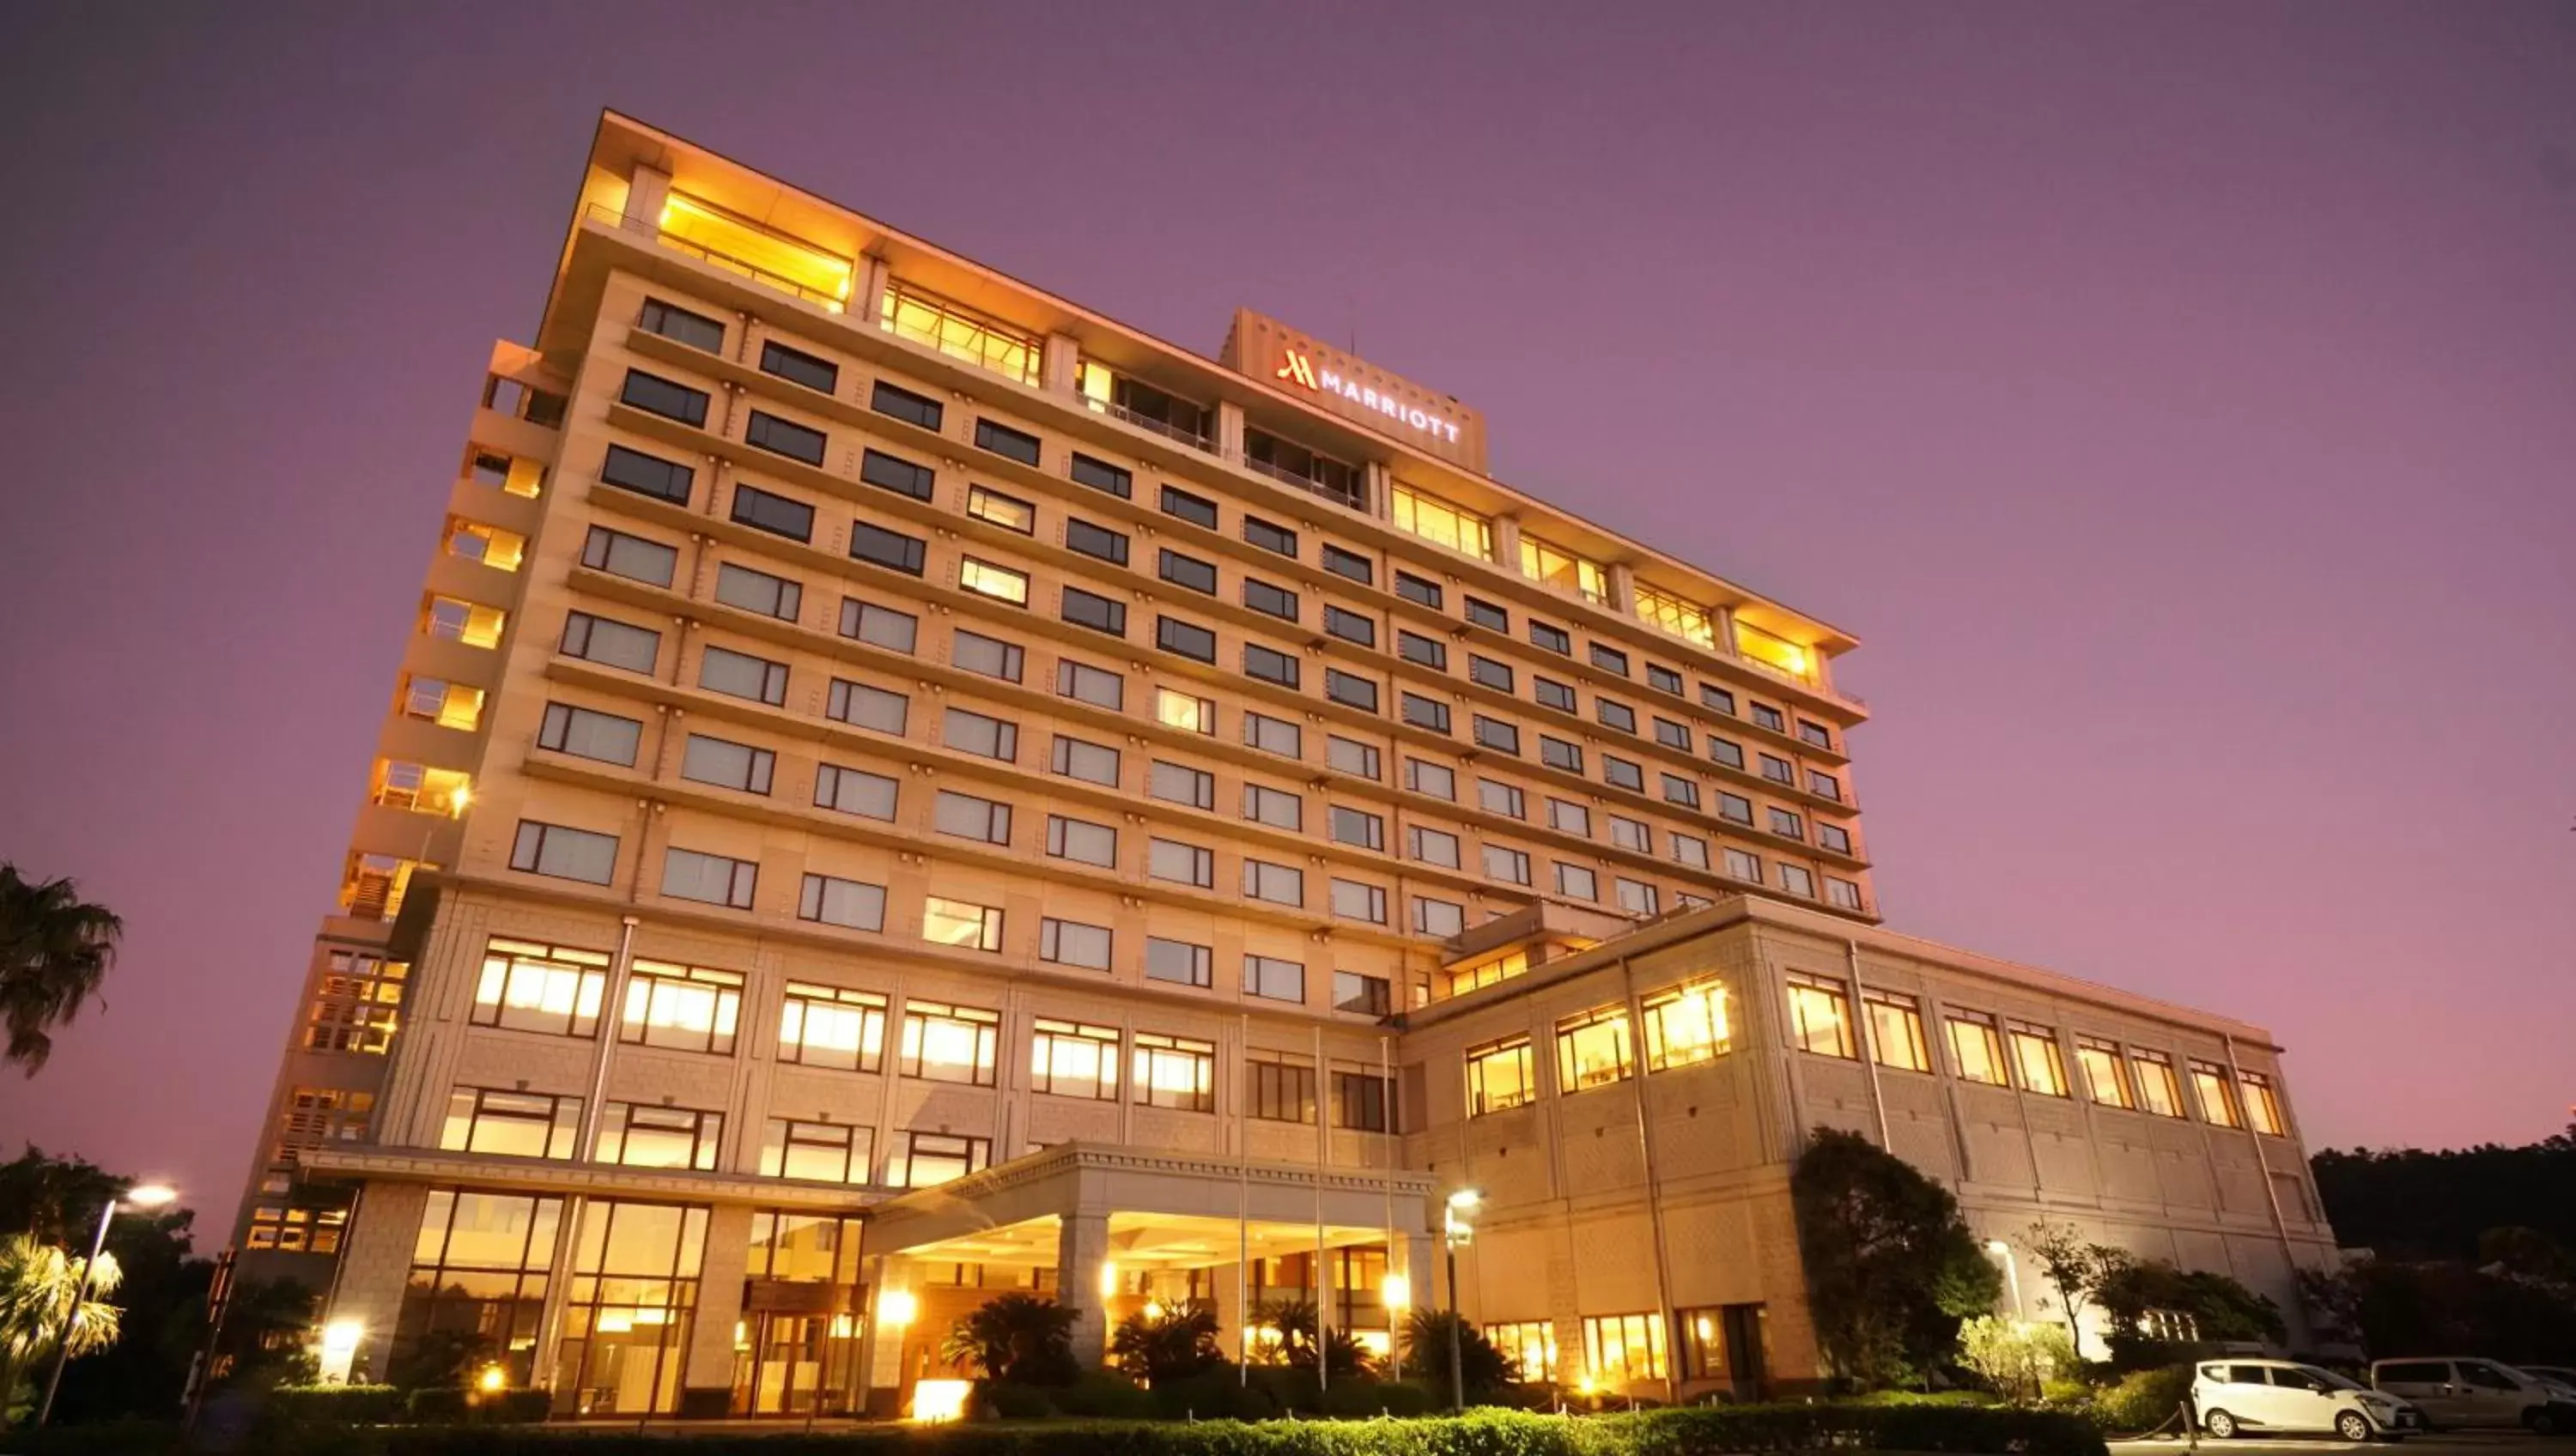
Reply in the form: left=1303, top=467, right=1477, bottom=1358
left=586, top=201, right=851, bottom=313
left=1085, top=395, right=1213, bottom=454
left=1243, top=452, right=1368, bottom=514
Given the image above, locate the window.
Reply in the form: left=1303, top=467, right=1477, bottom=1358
left=840, top=597, right=919, bottom=653
left=639, top=297, right=725, bottom=351
left=1330, top=879, right=1388, bottom=924
left=714, top=561, right=803, bottom=622
left=966, top=484, right=1036, bottom=535
left=538, top=702, right=641, bottom=766
left=471, top=446, right=546, bottom=498
left=744, top=410, right=825, bottom=466
left=1477, top=778, right=1525, bottom=818
left=1519, top=534, right=1607, bottom=602
left=860, top=447, right=935, bottom=500
left=1060, top=585, right=1127, bottom=636
left=595, top=1102, right=723, bottom=1170
left=1946, top=1013, right=2008, bottom=1085
left=1400, top=693, right=1452, bottom=734
left=1332, top=1066, right=1395, bottom=1129
left=974, top=417, right=1042, bottom=466
left=1752, top=702, right=1787, bottom=732
left=1670, top=832, right=1710, bottom=870
left=1592, top=700, right=1638, bottom=736
left=1533, top=677, right=1576, bottom=713
left=1641, top=980, right=1731, bottom=1070
left=1040, top=917, right=1113, bottom=970
left=1602, top=755, right=1644, bottom=792
left=1054, top=658, right=1123, bottom=711
left=580, top=525, right=677, bottom=585
left=1809, top=771, right=1843, bottom=804
left=1466, top=1037, right=1535, bottom=1115
left=1614, top=877, right=1659, bottom=915
left=871, top=379, right=942, bottom=430
left=1546, top=798, right=1591, bottom=836
left=2240, top=1070, right=2286, bottom=1136
left=1701, top=684, right=1737, bottom=716
left=1158, top=549, right=1218, bottom=594
left=1540, top=737, right=1584, bottom=774
left=600, top=443, right=694, bottom=504
left=1148, top=837, right=1214, bottom=888
left=1661, top=774, right=1701, bottom=809
left=1768, top=808, right=1806, bottom=840
left=302, top=950, right=405, bottom=1056
left=887, top=1131, right=991, bottom=1189
left=1397, top=632, right=1449, bottom=670
left=1465, top=597, right=1510, bottom=632
left=1242, top=782, right=1303, bottom=831
left=848, top=519, right=927, bottom=574
left=1070, top=452, right=1132, bottom=498
left=680, top=733, right=775, bottom=795
left=471, top=937, right=610, bottom=1037
left=1243, top=642, right=1300, bottom=687
left=1408, top=825, right=1461, bottom=868
left=1716, top=792, right=1754, bottom=826
left=440, top=1088, right=582, bottom=1161
left=1589, top=643, right=1631, bottom=676
left=1777, top=864, right=1816, bottom=898
left=797, top=872, right=887, bottom=931
left=1244, top=712, right=1302, bottom=758
left=1413, top=897, right=1465, bottom=937
left=825, top=677, right=908, bottom=735
left=1242, top=515, right=1297, bottom=556
left=1242, top=954, right=1307, bottom=1003
left=1555, top=863, right=1597, bottom=900
left=1473, top=715, right=1522, bottom=755
left=1394, top=571, right=1443, bottom=608
left=752, top=338, right=836, bottom=392
left=619, top=368, right=708, bottom=427
left=1328, top=736, right=1381, bottom=780
left=662, top=846, right=758, bottom=908
left=426, top=596, right=507, bottom=648
left=696, top=644, right=787, bottom=706
left=2190, top=1060, right=2242, bottom=1127
left=1556, top=1005, right=1633, bottom=1091
left=921, top=896, right=1005, bottom=952
left=2010, top=1023, right=2072, bottom=1097
left=943, top=708, right=1020, bottom=763
left=1157, top=689, right=1216, bottom=735
left=1722, top=847, right=1762, bottom=882
left=900, top=999, right=1001, bottom=1083
left=1405, top=759, right=1456, bottom=801
left=1706, top=736, right=1747, bottom=771
left=1819, top=822, right=1853, bottom=855
left=2130, top=1050, right=2184, bottom=1117
left=1635, top=584, right=1716, bottom=649
left=1648, top=664, right=1685, bottom=695
left=1049, top=734, right=1121, bottom=787
left=1064, top=515, right=1128, bottom=565
left=1758, top=755, right=1795, bottom=788
left=1331, top=805, right=1387, bottom=851
left=1030, top=1019, right=1121, bottom=1101
left=1145, top=937, right=1212, bottom=988
left=951, top=629, right=1024, bottom=682
left=1324, top=668, right=1379, bottom=712
left=1826, top=877, right=1864, bottom=911
left=1321, top=543, right=1373, bottom=584
left=959, top=555, right=1030, bottom=606
left=2075, top=1039, right=2134, bottom=1108
left=1862, top=991, right=1930, bottom=1071
left=1135, top=1033, right=1218, bottom=1110
left=509, top=821, right=618, bottom=885
left=1323, top=605, right=1375, bottom=646
left=1785, top=974, right=1856, bottom=1058
left=1651, top=717, right=1692, bottom=751
left=934, top=789, right=1013, bottom=845
left=1528, top=619, right=1571, bottom=654
left=1148, top=759, right=1216, bottom=811
left=1467, top=655, right=1515, bottom=693
left=1246, top=1053, right=1317, bottom=1124
left=1482, top=843, right=1532, bottom=885
left=1157, top=615, right=1217, bottom=663
left=1159, top=484, right=1218, bottom=529
left=1583, top=1313, right=1668, bottom=1386
left=1392, top=484, right=1492, bottom=559
left=760, top=1119, right=872, bottom=1185
left=1046, top=814, right=1119, bottom=868
left=619, top=961, right=743, bottom=1054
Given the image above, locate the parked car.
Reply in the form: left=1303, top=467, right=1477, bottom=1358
left=2367, top=1357, right=2576, bottom=1434
left=2194, top=1359, right=2422, bottom=1441
left=2523, top=1365, right=2576, bottom=1388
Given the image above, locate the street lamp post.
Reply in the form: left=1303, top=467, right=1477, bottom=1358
left=37, top=1182, right=178, bottom=1428
left=1443, top=1189, right=1481, bottom=1413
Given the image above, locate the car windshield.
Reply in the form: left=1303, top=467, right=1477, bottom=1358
left=2300, top=1366, right=2366, bottom=1392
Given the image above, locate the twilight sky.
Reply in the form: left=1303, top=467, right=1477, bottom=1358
left=1, top=2, right=2570, bottom=1219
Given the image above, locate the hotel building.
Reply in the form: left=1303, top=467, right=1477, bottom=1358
left=228, top=112, right=2338, bottom=1417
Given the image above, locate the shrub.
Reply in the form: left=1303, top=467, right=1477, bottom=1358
left=1053, top=1368, right=1160, bottom=1419
left=2087, top=1363, right=2192, bottom=1434
left=267, top=1383, right=407, bottom=1424
left=1955, top=1316, right=2077, bottom=1405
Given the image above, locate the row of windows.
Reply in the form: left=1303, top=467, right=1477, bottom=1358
left=1462, top=980, right=1734, bottom=1114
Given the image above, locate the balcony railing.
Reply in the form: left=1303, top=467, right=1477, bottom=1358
left=1244, top=454, right=1368, bottom=513
left=585, top=203, right=848, bottom=312
left=1084, top=396, right=1214, bottom=454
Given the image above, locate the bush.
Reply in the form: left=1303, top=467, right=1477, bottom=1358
left=266, top=1385, right=407, bottom=1425
left=2087, top=1363, right=2192, bottom=1434
left=1052, top=1368, right=1160, bottom=1419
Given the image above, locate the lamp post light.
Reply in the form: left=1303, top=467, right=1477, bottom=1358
left=37, top=1182, right=178, bottom=1428
left=1984, top=1239, right=2025, bottom=1322
left=1443, top=1188, right=1482, bottom=1413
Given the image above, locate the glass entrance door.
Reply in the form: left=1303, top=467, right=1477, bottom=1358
left=733, top=1311, right=862, bottom=1416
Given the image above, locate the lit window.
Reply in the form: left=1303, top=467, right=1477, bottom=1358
left=440, top=1088, right=581, bottom=1161
left=657, top=190, right=855, bottom=308
left=1030, top=1019, right=1121, bottom=1101
left=1486, top=1322, right=1558, bottom=1385
left=402, top=676, right=485, bottom=731
left=1156, top=688, right=1216, bottom=734
left=371, top=761, right=472, bottom=816
left=1640, top=980, right=1730, bottom=1070
left=425, top=596, right=507, bottom=648
left=470, top=937, right=610, bottom=1038
left=2075, top=1039, right=2133, bottom=1108
left=760, top=1119, right=872, bottom=1184
left=1465, top=1036, right=1535, bottom=1115
left=1633, top=585, right=1716, bottom=649
left=1733, top=620, right=1812, bottom=682
left=2130, top=1050, right=2184, bottom=1117
left=959, top=556, right=1030, bottom=606
left=1946, top=1013, right=2008, bottom=1085
left=1518, top=534, right=1607, bottom=603
left=619, top=961, right=743, bottom=1055
left=1582, top=1313, right=1668, bottom=1386
left=1862, top=991, right=1930, bottom=1072
left=899, top=999, right=1001, bottom=1084
left=889, top=1131, right=990, bottom=1188
left=1390, top=483, right=1493, bottom=560
left=1783, top=973, right=1856, bottom=1059
left=447, top=519, right=526, bottom=572
left=1133, top=1033, right=1217, bottom=1112
left=921, top=896, right=1004, bottom=952
left=2239, top=1070, right=2286, bottom=1136
left=879, top=278, right=1039, bottom=384
left=594, top=1102, right=722, bottom=1170
left=302, top=950, right=405, bottom=1055
left=2009, top=1022, right=2071, bottom=1097
left=2189, top=1060, right=2242, bottom=1127
left=1448, top=949, right=1529, bottom=997
left=777, top=982, right=887, bottom=1071
left=1554, top=1005, right=1633, bottom=1091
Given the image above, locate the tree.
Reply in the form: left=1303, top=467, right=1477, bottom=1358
left=1790, top=1127, right=2002, bottom=1390
left=0, top=1235, right=122, bottom=1427
left=1245, top=1299, right=1364, bottom=1378
left=1393, top=1308, right=1513, bottom=1398
left=0, top=868, right=122, bottom=1075
left=2024, top=1219, right=2123, bottom=1353
left=2094, top=1259, right=2285, bottom=1355
left=1955, top=1314, right=2075, bottom=1405
left=938, top=1293, right=1078, bottom=1386
left=2310, top=1125, right=2576, bottom=1264
left=1108, top=1304, right=1223, bottom=1385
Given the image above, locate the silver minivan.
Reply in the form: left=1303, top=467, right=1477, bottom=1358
left=2367, top=1357, right=2576, bottom=1433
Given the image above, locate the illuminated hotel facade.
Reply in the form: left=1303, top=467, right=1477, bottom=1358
left=229, top=112, right=2338, bottom=1417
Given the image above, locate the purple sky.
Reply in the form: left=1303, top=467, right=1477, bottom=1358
left=3, top=3, right=2571, bottom=1219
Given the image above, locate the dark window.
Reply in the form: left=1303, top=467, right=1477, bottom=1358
left=1158, top=549, right=1217, bottom=595
left=1591, top=642, right=1631, bottom=676
left=1752, top=703, right=1787, bottom=732
left=730, top=483, right=815, bottom=543
left=848, top=520, right=925, bottom=575
left=1465, top=597, right=1509, bottom=632
left=1708, top=737, right=1745, bottom=769
left=1323, top=605, right=1376, bottom=646
left=870, top=379, right=942, bottom=430
left=1243, top=428, right=1363, bottom=510
left=1394, top=572, right=1443, bottom=609
left=1653, top=718, right=1692, bottom=750
left=1242, top=578, right=1299, bottom=621
left=1528, top=620, right=1571, bottom=654
left=1060, top=586, right=1127, bottom=637
left=759, top=340, right=839, bottom=393
left=1717, top=792, right=1754, bottom=825
left=1160, top=484, right=1218, bottom=529
left=1800, top=720, right=1835, bottom=750
left=1662, top=774, right=1700, bottom=809
left=1702, top=685, right=1738, bottom=716
left=1534, top=676, right=1577, bottom=712
left=1397, top=632, right=1448, bottom=670
left=1324, top=669, right=1379, bottom=713
left=1065, top=518, right=1129, bottom=566
left=745, top=410, right=825, bottom=466
left=860, top=447, right=934, bottom=500
left=1321, top=543, right=1374, bottom=585
left=1473, top=716, right=1521, bottom=755
left=975, top=418, right=1042, bottom=466
left=619, top=369, right=708, bottom=427
left=1820, top=823, right=1853, bottom=855
left=1157, top=616, right=1217, bottom=663
left=1243, top=643, right=1300, bottom=687
left=600, top=444, right=694, bottom=505
left=1070, top=452, right=1133, bottom=499
left=639, top=299, right=724, bottom=351
left=1603, top=755, right=1645, bottom=792
left=1467, top=655, right=1514, bottom=692
left=581, top=526, right=677, bottom=586
left=1400, top=694, right=1451, bottom=734
left=1243, top=515, right=1297, bottom=557
left=1540, top=737, right=1584, bottom=773
left=1648, top=664, right=1685, bottom=695
left=1597, top=699, right=1637, bottom=734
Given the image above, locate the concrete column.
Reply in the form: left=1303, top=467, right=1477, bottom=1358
left=1056, top=1210, right=1112, bottom=1367
left=681, top=1203, right=753, bottom=1411
left=1606, top=561, right=1638, bottom=617
left=860, top=258, right=891, bottom=328
left=1490, top=513, right=1523, bottom=576
left=1713, top=604, right=1741, bottom=658
left=624, top=166, right=671, bottom=229
left=1364, top=462, right=1394, bottom=521
left=860, top=1254, right=908, bottom=1416
left=1212, top=1259, right=1247, bottom=1356
left=1215, top=400, right=1247, bottom=462
left=319, top=1180, right=432, bottom=1386
left=1042, top=334, right=1081, bottom=395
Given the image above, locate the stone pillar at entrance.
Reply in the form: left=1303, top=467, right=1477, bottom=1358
left=1056, top=1212, right=1112, bottom=1367
left=319, top=1180, right=431, bottom=1386
left=680, top=1203, right=752, bottom=1415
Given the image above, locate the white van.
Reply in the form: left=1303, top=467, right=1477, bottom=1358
left=2193, top=1359, right=2421, bottom=1441
left=2367, top=1358, right=2576, bottom=1433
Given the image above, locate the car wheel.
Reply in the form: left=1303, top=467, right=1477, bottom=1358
left=2336, top=1410, right=2372, bottom=1442
left=2528, top=1408, right=2561, bottom=1436
left=2206, top=1410, right=2238, bottom=1439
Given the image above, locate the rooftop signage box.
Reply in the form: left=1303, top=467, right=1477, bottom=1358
left=1219, top=308, right=1488, bottom=474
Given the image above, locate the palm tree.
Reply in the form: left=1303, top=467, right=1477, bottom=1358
left=1108, top=1303, right=1223, bottom=1385
left=0, top=1234, right=121, bottom=1427
left=0, top=867, right=122, bottom=1075
left=937, top=1292, right=1078, bottom=1386
left=1248, top=1299, right=1364, bottom=1378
